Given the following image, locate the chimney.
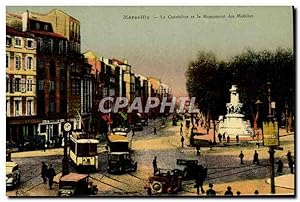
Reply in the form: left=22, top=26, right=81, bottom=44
left=123, top=59, right=128, bottom=64
left=22, top=10, right=29, bottom=32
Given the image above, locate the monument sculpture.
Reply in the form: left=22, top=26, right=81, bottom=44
left=218, top=85, right=254, bottom=137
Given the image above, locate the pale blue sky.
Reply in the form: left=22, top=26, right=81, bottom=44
left=6, top=6, right=294, bottom=96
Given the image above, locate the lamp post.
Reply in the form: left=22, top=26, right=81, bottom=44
left=265, top=81, right=275, bottom=194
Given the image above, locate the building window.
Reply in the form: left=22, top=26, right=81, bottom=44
left=15, top=55, right=21, bottom=70
left=38, top=80, right=44, bottom=91
left=15, top=100, right=21, bottom=116
left=6, top=100, right=10, bottom=116
left=35, top=22, right=40, bottom=29
left=49, top=101, right=55, bottom=113
left=21, top=78, right=26, bottom=93
left=44, top=24, right=48, bottom=31
left=49, top=81, right=56, bottom=92
left=14, top=78, right=21, bottom=92
left=6, top=36, right=12, bottom=46
left=37, top=37, right=43, bottom=52
left=49, top=39, right=54, bottom=53
left=58, top=40, right=64, bottom=54
left=15, top=37, right=22, bottom=47
left=27, top=100, right=32, bottom=116
left=27, top=79, right=33, bottom=91
left=26, top=56, right=33, bottom=70
left=26, top=39, right=34, bottom=49
left=6, top=53, right=9, bottom=68
left=6, top=76, right=9, bottom=92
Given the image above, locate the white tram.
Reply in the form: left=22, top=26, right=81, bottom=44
left=69, top=132, right=99, bottom=171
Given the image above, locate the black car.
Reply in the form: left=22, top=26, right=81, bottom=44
left=175, top=159, right=202, bottom=179
left=133, top=123, right=143, bottom=131
left=107, top=152, right=137, bottom=174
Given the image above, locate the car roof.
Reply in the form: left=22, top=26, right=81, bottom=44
left=60, top=173, right=88, bottom=182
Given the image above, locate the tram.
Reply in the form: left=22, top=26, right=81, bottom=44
left=69, top=132, right=99, bottom=171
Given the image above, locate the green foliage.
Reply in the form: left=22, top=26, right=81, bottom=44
left=185, top=48, right=295, bottom=124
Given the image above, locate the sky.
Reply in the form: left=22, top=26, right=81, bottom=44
left=5, top=6, right=294, bottom=97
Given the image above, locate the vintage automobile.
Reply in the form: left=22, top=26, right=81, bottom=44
left=133, top=123, right=143, bottom=131
left=107, top=152, right=137, bottom=174
left=6, top=161, right=21, bottom=189
left=141, top=119, right=148, bottom=126
left=58, top=173, right=98, bottom=196
left=175, top=159, right=199, bottom=179
left=144, top=168, right=183, bottom=195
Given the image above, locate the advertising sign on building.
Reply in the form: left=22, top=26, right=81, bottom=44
left=262, top=120, right=279, bottom=146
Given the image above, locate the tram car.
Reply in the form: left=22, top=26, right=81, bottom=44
left=69, top=132, right=99, bottom=171
left=111, top=127, right=133, bottom=149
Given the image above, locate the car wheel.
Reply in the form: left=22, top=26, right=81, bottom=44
left=151, top=181, right=163, bottom=193
left=133, top=163, right=137, bottom=171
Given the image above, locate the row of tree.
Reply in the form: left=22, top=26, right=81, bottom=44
left=185, top=48, right=295, bottom=131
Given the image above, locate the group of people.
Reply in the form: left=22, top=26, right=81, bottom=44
left=41, top=162, right=57, bottom=190
left=217, top=133, right=240, bottom=144
left=204, top=184, right=259, bottom=196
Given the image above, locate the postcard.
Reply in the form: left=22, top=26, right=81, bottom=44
left=5, top=6, right=295, bottom=197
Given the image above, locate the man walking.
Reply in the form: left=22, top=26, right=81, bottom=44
left=253, top=150, right=259, bottom=165
left=239, top=151, right=244, bottom=165
left=152, top=156, right=158, bottom=175
left=41, top=162, right=48, bottom=184
left=227, top=135, right=230, bottom=143
left=276, top=159, right=283, bottom=173
left=181, top=136, right=185, bottom=148
left=47, top=164, right=56, bottom=190
left=288, top=158, right=294, bottom=174
left=154, top=127, right=157, bottom=135
left=218, top=133, right=222, bottom=143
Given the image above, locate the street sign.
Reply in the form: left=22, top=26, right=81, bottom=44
left=262, top=120, right=279, bottom=146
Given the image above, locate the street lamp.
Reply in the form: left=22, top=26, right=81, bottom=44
left=266, top=82, right=272, bottom=118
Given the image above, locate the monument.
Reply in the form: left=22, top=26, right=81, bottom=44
left=218, top=85, right=254, bottom=137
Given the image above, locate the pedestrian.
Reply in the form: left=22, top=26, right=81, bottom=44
left=253, top=150, right=259, bottom=165
left=286, top=150, right=292, bottom=161
left=180, top=126, right=183, bottom=135
left=276, top=159, right=283, bottom=173
left=209, top=140, right=213, bottom=150
left=223, top=133, right=226, bottom=142
left=195, top=166, right=205, bottom=195
left=218, top=133, right=222, bottom=143
left=152, top=156, right=158, bottom=175
left=153, top=127, right=157, bottom=135
left=196, top=145, right=200, bottom=156
left=41, top=162, right=48, bottom=184
left=224, top=186, right=233, bottom=196
left=236, top=135, right=239, bottom=143
left=206, top=183, right=216, bottom=196
left=181, top=136, right=185, bottom=148
left=239, top=151, right=244, bottom=165
left=227, top=135, right=230, bottom=143
left=47, top=164, right=56, bottom=190
left=288, top=158, right=294, bottom=174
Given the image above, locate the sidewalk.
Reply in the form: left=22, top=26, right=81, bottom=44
left=266, top=174, right=295, bottom=190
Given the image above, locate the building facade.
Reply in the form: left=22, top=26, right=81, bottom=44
left=6, top=26, right=39, bottom=147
